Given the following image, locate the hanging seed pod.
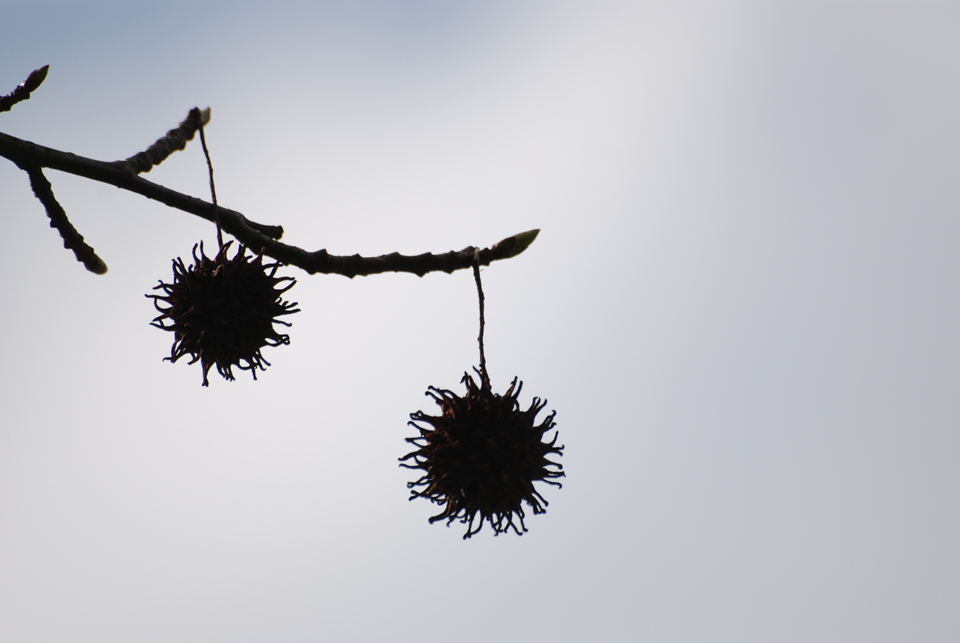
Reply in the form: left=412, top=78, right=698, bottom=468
left=401, top=370, right=564, bottom=539
left=147, top=241, right=299, bottom=386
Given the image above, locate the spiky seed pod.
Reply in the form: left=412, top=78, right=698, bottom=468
left=401, top=371, right=564, bottom=539
left=147, top=241, right=299, bottom=386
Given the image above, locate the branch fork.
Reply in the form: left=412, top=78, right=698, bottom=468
left=0, top=66, right=540, bottom=277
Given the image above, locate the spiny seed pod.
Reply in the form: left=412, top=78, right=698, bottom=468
left=147, top=241, right=299, bottom=386
left=401, top=371, right=564, bottom=539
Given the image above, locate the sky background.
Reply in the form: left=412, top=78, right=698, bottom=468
left=1, top=1, right=958, bottom=641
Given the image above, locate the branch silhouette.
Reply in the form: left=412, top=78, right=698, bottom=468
left=0, top=66, right=539, bottom=277
left=3, top=68, right=564, bottom=533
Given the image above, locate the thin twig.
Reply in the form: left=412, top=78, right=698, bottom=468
left=194, top=108, right=223, bottom=248
left=0, top=66, right=49, bottom=114
left=473, top=249, right=490, bottom=389
left=123, top=108, right=210, bottom=174
left=20, top=162, right=108, bottom=274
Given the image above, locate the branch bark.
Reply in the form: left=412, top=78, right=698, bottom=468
left=21, top=162, right=108, bottom=274
left=1, top=67, right=539, bottom=278
left=1, top=129, right=539, bottom=277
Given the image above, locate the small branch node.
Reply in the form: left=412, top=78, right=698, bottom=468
left=0, top=65, right=49, bottom=114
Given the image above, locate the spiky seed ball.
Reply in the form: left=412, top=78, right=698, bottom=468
left=147, top=241, right=299, bottom=386
left=400, top=371, right=564, bottom=539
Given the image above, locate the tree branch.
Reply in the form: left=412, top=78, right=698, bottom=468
left=20, top=161, right=108, bottom=274
left=124, top=106, right=210, bottom=175
left=1, top=75, right=539, bottom=277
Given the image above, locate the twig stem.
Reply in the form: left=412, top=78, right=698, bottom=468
left=20, top=162, right=107, bottom=274
left=195, top=109, right=222, bottom=248
left=473, top=249, right=490, bottom=389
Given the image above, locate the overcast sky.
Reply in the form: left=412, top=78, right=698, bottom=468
left=1, top=2, right=958, bottom=642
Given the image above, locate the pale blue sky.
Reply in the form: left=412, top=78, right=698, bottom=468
left=1, top=2, right=958, bottom=641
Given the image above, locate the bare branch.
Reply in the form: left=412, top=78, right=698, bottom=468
left=0, top=129, right=539, bottom=277
left=19, top=161, right=108, bottom=274
left=0, top=66, right=49, bottom=114
left=123, top=107, right=211, bottom=174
